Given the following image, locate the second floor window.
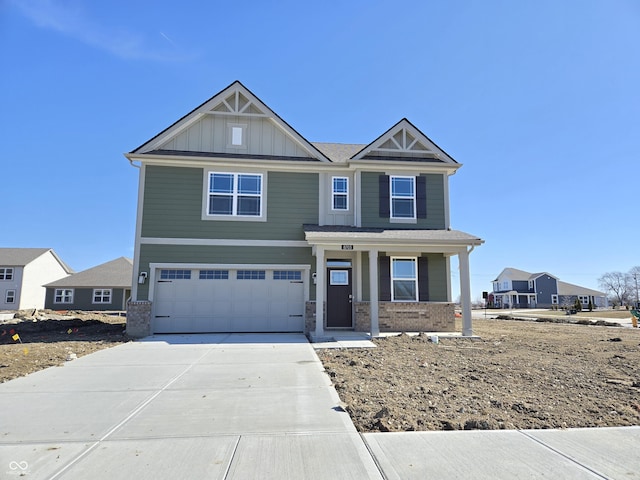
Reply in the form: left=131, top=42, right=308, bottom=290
left=208, top=173, right=262, bottom=217
left=391, top=176, right=415, bottom=219
left=332, top=177, right=348, bottom=210
left=0, top=268, right=13, bottom=280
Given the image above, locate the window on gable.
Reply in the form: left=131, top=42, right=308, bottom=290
left=0, top=268, right=13, bottom=280
left=208, top=172, right=262, bottom=217
left=5, top=289, right=15, bottom=303
left=93, top=289, right=112, bottom=304
left=228, top=124, right=247, bottom=148
left=332, top=177, right=348, bottom=211
left=54, top=289, right=74, bottom=304
left=391, top=257, right=418, bottom=301
left=390, top=176, right=415, bottom=219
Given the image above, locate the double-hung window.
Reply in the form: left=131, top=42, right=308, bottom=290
left=5, top=290, right=15, bottom=303
left=54, top=288, right=74, bottom=304
left=391, top=257, right=418, bottom=301
left=208, top=172, right=263, bottom=217
left=332, top=177, right=348, bottom=210
left=390, top=176, right=416, bottom=219
left=0, top=268, right=13, bottom=280
left=93, top=289, right=112, bottom=304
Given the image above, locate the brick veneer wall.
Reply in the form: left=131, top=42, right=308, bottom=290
left=127, top=300, right=152, bottom=338
left=354, top=302, right=455, bottom=332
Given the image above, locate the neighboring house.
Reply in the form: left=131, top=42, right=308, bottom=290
left=0, top=248, right=73, bottom=310
left=490, top=267, right=608, bottom=309
left=44, top=257, right=133, bottom=311
left=125, top=81, right=483, bottom=338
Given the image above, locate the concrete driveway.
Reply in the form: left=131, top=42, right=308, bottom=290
left=1, top=333, right=638, bottom=479
left=0, top=333, right=380, bottom=479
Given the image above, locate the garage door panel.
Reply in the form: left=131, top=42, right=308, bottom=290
left=153, top=267, right=305, bottom=333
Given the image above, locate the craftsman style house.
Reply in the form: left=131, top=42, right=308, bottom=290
left=490, top=268, right=608, bottom=309
left=126, top=81, right=483, bottom=338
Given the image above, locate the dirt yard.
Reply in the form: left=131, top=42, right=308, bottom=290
left=2, top=311, right=640, bottom=434
left=318, top=318, right=640, bottom=432
left=0, top=310, right=128, bottom=383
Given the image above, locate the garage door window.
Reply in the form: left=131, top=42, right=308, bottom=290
left=199, top=270, right=229, bottom=280
left=237, top=270, right=265, bottom=280
left=273, top=271, right=302, bottom=280
left=160, top=269, right=191, bottom=280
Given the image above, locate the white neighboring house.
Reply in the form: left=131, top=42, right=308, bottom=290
left=0, top=248, right=73, bottom=310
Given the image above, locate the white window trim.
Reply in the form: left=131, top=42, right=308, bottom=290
left=331, top=176, right=349, bottom=211
left=390, top=256, right=419, bottom=302
left=203, top=170, right=267, bottom=222
left=390, top=175, right=416, bottom=222
left=5, top=289, right=15, bottom=303
left=54, top=288, right=74, bottom=304
left=551, top=294, right=558, bottom=305
left=227, top=123, right=247, bottom=148
left=92, top=288, right=112, bottom=304
left=0, top=267, right=13, bottom=281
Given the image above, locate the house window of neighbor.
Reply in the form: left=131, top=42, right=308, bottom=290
left=390, top=176, right=415, bottom=219
left=209, top=173, right=262, bottom=217
left=332, top=177, right=348, bottom=210
left=5, top=290, right=15, bottom=303
left=54, top=289, right=74, bottom=304
left=579, top=295, right=589, bottom=305
left=391, top=257, right=418, bottom=301
left=0, top=268, right=13, bottom=280
left=551, top=295, right=558, bottom=305
left=93, top=289, right=112, bottom=304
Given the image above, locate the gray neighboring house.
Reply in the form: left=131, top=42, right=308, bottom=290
left=44, top=257, right=133, bottom=311
left=490, top=267, right=608, bottom=309
left=0, top=248, right=73, bottom=310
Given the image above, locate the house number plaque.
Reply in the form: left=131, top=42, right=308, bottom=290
left=341, top=245, right=354, bottom=250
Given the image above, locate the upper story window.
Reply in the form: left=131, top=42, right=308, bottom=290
left=0, top=268, right=13, bottom=280
left=208, top=172, right=263, bottom=217
left=332, top=177, right=348, bottom=211
left=391, top=257, right=418, bottom=301
left=390, top=176, right=416, bottom=219
left=227, top=123, right=247, bottom=148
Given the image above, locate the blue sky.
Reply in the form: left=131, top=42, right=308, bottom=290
left=2, top=0, right=639, bottom=300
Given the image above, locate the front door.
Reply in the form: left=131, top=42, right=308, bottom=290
left=326, top=267, right=353, bottom=328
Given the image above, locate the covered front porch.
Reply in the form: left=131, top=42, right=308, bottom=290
left=303, top=225, right=483, bottom=339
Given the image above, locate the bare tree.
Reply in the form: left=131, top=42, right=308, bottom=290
left=630, top=266, right=640, bottom=306
left=598, top=271, right=631, bottom=306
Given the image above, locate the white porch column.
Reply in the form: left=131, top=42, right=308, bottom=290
left=459, top=247, right=473, bottom=336
left=315, top=246, right=325, bottom=338
left=369, top=249, right=379, bottom=337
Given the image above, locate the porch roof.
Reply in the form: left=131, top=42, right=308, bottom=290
left=303, top=225, right=483, bottom=251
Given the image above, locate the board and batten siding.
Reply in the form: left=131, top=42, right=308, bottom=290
left=360, top=171, right=446, bottom=229
left=159, top=115, right=312, bottom=158
left=141, top=166, right=319, bottom=240
left=136, top=244, right=315, bottom=301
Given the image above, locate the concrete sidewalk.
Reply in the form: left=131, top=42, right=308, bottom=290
left=0, top=333, right=638, bottom=479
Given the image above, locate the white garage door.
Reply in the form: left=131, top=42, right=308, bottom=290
left=152, top=267, right=306, bottom=333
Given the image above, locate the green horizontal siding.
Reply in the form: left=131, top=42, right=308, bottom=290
left=136, top=244, right=315, bottom=300
left=360, top=171, right=446, bottom=229
left=141, top=166, right=319, bottom=240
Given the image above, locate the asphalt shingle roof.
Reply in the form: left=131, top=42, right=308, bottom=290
left=45, top=257, right=132, bottom=288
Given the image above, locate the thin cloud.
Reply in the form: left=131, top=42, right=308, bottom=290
left=10, top=0, right=194, bottom=61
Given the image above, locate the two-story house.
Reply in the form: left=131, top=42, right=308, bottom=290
left=490, top=267, right=608, bottom=309
left=126, top=81, right=483, bottom=339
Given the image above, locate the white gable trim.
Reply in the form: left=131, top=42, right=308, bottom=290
left=351, top=118, right=458, bottom=165
left=132, top=81, right=331, bottom=162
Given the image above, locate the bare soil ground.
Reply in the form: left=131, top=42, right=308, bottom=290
left=317, top=318, right=640, bottom=432
left=0, top=310, right=128, bottom=383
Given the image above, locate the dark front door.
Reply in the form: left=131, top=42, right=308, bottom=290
left=326, top=267, right=353, bottom=328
